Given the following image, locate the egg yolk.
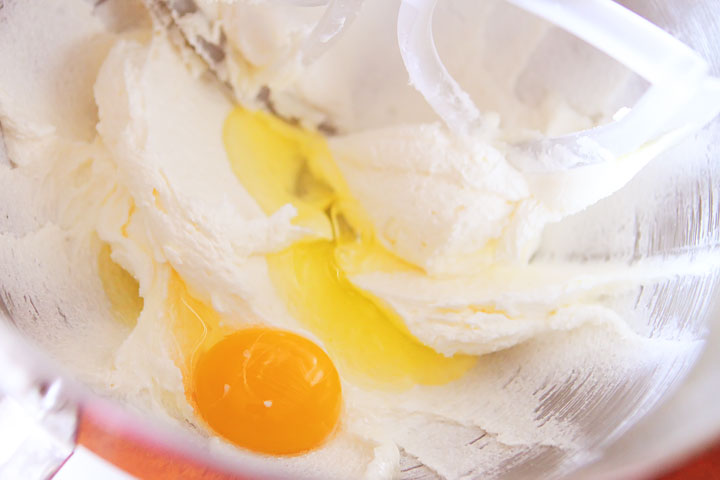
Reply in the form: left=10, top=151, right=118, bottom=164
left=100, top=262, right=342, bottom=456
left=224, top=108, right=476, bottom=389
left=193, top=327, right=342, bottom=455
left=163, top=272, right=341, bottom=455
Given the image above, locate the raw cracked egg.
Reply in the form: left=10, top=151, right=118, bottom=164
left=98, top=106, right=475, bottom=456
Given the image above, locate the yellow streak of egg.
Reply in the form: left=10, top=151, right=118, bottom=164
left=98, top=243, right=144, bottom=328
left=223, top=108, right=476, bottom=389
left=98, top=242, right=225, bottom=378
left=165, top=270, right=231, bottom=375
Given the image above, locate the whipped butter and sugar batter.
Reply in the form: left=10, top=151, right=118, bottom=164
left=0, top=0, right=708, bottom=479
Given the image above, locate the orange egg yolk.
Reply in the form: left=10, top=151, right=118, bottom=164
left=192, top=327, right=342, bottom=455
left=164, top=272, right=342, bottom=455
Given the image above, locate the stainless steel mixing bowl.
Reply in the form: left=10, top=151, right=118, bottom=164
left=0, top=0, right=718, bottom=478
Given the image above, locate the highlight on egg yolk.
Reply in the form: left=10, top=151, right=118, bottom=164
left=193, top=327, right=342, bottom=455
left=223, top=108, right=477, bottom=389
